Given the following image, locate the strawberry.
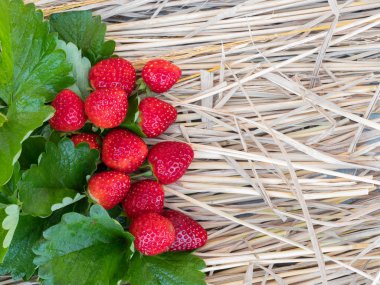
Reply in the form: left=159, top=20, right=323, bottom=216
left=163, top=210, right=207, bottom=251
left=148, top=141, right=194, bottom=184
left=89, top=58, right=136, bottom=96
left=138, top=97, right=177, bottom=138
left=88, top=170, right=131, bottom=210
left=84, top=88, right=128, bottom=128
left=70, top=133, right=102, bottom=151
left=102, top=129, right=148, bottom=173
left=122, top=180, right=164, bottom=218
left=141, top=59, right=181, bottom=93
left=129, top=212, right=175, bottom=256
left=49, top=89, right=86, bottom=132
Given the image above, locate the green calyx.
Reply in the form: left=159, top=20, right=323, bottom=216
left=136, top=78, right=153, bottom=97
left=120, top=94, right=146, bottom=137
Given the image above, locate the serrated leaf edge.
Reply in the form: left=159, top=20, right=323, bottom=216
left=50, top=193, right=85, bottom=212
left=2, top=205, right=19, bottom=248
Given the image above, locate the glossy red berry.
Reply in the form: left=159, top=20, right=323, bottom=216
left=163, top=210, right=207, bottom=251
left=122, top=180, right=164, bottom=218
left=130, top=213, right=175, bottom=256
left=141, top=59, right=181, bottom=93
left=138, top=97, right=177, bottom=138
left=102, top=129, right=148, bottom=173
left=49, top=89, right=86, bottom=132
left=89, top=58, right=136, bottom=96
left=88, top=170, right=131, bottom=210
left=70, top=133, right=102, bottom=150
left=148, top=141, right=194, bottom=184
left=84, top=88, right=128, bottom=128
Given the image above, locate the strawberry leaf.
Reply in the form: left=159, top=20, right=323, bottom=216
left=18, top=136, right=46, bottom=170
left=50, top=193, right=85, bottom=212
left=1, top=205, right=20, bottom=250
left=0, top=204, right=86, bottom=280
left=127, top=251, right=206, bottom=285
left=0, top=0, right=74, bottom=186
left=34, top=205, right=134, bottom=285
left=0, top=162, right=20, bottom=205
left=0, top=114, right=7, bottom=128
left=0, top=205, right=19, bottom=262
left=50, top=11, right=116, bottom=64
left=0, top=207, right=9, bottom=262
left=57, top=40, right=92, bottom=99
left=18, top=139, right=99, bottom=217
left=0, top=214, right=46, bottom=280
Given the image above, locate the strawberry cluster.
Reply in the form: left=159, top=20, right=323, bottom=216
left=48, top=57, right=207, bottom=256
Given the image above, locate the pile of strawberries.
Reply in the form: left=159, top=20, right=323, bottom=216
left=49, top=57, right=207, bottom=256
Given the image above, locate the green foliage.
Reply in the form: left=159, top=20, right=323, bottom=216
left=34, top=206, right=134, bottom=285
left=0, top=214, right=45, bottom=280
left=0, top=0, right=74, bottom=186
left=57, top=40, right=92, bottom=99
left=50, top=11, right=115, bottom=64
left=0, top=203, right=88, bottom=280
left=0, top=162, right=20, bottom=204
left=1, top=205, right=20, bottom=249
left=18, top=139, right=99, bottom=217
left=0, top=205, right=18, bottom=262
left=18, top=136, right=46, bottom=170
left=0, top=114, right=7, bottom=127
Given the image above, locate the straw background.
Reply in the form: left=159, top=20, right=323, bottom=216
left=5, top=0, right=380, bottom=284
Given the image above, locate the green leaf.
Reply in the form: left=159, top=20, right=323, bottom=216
left=18, top=136, right=46, bottom=170
left=2, top=205, right=20, bottom=249
left=127, top=251, right=206, bottom=285
left=0, top=214, right=45, bottom=280
left=0, top=106, right=53, bottom=186
left=120, top=95, right=146, bottom=137
left=50, top=11, right=116, bottom=64
left=0, top=0, right=74, bottom=186
left=0, top=204, right=85, bottom=280
left=19, top=139, right=99, bottom=217
left=0, top=205, right=17, bottom=262
left=0, top=113, right=7, bottom=127
left=34, top=205, right=134, bottom=285
left=0, top=162, right=20, bottom=204
left=50, top=193, right=85, bottom=212
left=56, top=40, right=92, bottom=99
left=0, top=208, right=8, bottom=262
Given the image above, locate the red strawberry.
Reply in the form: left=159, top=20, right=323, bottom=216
left=129, top=212, right=175, bottom=256
left=163, top=210, right=207, bottom=251
left=141, top=59, right=181, bottom=93
left=70, top=133, right=102, bottom=151
left=89, top=58, right=136, bottom=96
left=102, top=129, right=148, bottom=173
left=88, top=170, right=131, bottom=210
left=122, top=180, right=164, bottom=218
left=138, top=97, right=177, bottom=138
left=148, top=141, right=194, bottom=184
left=49, top=89, right=86, bottom=132
left=84, top=88, right=128, bottom=128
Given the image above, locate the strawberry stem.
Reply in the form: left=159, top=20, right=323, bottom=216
left=140, top=161, right=151, bottom=169
left=130, top=170, right=153, bottom=179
